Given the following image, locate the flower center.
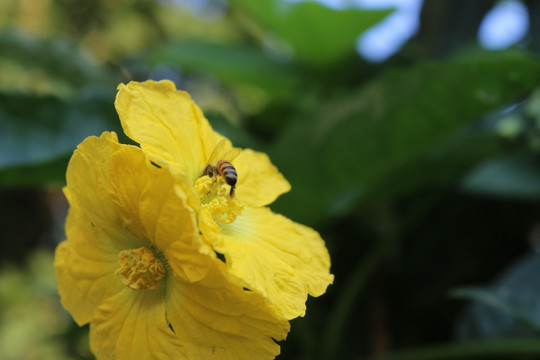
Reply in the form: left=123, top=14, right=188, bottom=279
left=195, top=176, right=243, bottom=224
left=115, top=247, right=165, bottom=290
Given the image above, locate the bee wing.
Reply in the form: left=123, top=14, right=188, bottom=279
left=206, top=139, right=242, bottom=165
left=223, top=146, right=241, bottom=162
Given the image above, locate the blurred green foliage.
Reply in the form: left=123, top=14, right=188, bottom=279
left=2, top=0, right=540, bottom=359
left=0, top=251, right=90, bottom=359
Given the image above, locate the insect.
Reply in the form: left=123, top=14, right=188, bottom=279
left=201, top=140, right=240, bottom=197
left=202, top=160, right=238, bottom=197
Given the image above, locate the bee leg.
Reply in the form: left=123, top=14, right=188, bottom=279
left=201, top=164, right=213, bottom=178
left=229, top=186, right=235, bottom=198
left=211, top=168, right=218, bottom=186
left=206, top=168, right=218, bottom=195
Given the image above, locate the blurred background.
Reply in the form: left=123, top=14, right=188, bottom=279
left=2, top=0, right=540, bottom=359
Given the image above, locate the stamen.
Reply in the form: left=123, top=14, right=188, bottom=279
left=115, top=247, right=165, bottom=290
left=195, top=176, right=243, bottom=224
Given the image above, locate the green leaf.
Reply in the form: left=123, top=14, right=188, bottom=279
left=0, top=156, right=70, bottom=188
left=145, top=40, right=300, bottom=97
left=0, top=30, right=112, bottom=88
left=363, top=338, right=540, bottom=360
left=461, top=153, right=540, bottom=198
left=0, top=90, right=120, bottom=186
left=230, top=0, right=393, bottom=67
left=454, top=253, right=540, bottom=338
left=270, top=53, right=540, bottom=225
left=206, top=112, right=259, bottom=149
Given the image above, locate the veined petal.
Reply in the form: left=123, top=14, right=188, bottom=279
left=107, top=145, right=161, bottom=242
left=139, top=164, right=214, bottom=283
left=234, top=148, right=291, bottom=207
left=65, top=132, right=146, bottom=251
left=210, top=207, right=334, bottom=320
left=59, top=131, right=201, bottom=326
left=115, top=80, right=225, bottom=182
left=55, top=212, right=125, bottom=326
left=89, top=286, right=185, bottom=360
left=166, top=265, right=290, bottom=360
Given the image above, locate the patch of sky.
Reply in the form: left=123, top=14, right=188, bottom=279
left=478, top=0, right=529, bottom=50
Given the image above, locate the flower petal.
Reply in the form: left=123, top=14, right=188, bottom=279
left=138, top=168, right=214, bottom=283
left=59, top=131, right=196, bottom=326
left=65, top=132, right=146, bottom=251
left=55, top=212, right=124, bottom=326
left=115, top=80, right=291, bottom=207
left=115, top=80, right=225, bottom=182
left=209, top=207, right=334, bottom=320
left=234, top=148, right=291, bottom=207
left=89, top=286, right=185, bottom=360
left=106, top=145, right=161, bottom=242
left=99, top=131, right=212, bottom=282
left=166, top=265, right=290, bottom=360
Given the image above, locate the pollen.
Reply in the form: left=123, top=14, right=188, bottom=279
left=195, top=176, right=243, bottom=224
left=115, top=247, right=166, bottom=290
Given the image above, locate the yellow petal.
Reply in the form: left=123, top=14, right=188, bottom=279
left=209, top=207, right=334, bottom=320
left=234, top=148, right=291, bottom=207
left=115, top=80, right=225, bottom=182
left=60, top=131, right=202, bottom=326
left=106, top=145, right=161, bottom=242
left=166, top=265, right=290, bottom=360
left=115, top=80, right=290, bottom=208
left=55, top=212, right=124, bottom=326
left=138, top=167, right=214, bottom=283
left=58, top=132, right=155, bottom=326
left=65, top=132, right=146, bottom=250
left=89, top=286, right=185, bottom=360
left=68, top=130, right=212, bottom=282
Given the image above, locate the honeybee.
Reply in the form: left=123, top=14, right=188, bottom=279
left=201, top=140, right=241, bottom=197
left=202, top=160, right=238, bottom=197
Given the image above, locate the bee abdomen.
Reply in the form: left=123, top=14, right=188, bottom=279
left=216, top=160, right=238, bottom=186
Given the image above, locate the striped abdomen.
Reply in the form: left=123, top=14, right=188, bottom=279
left=216, top=160, right=238, bottom=188
left=217, top=160, right=237, bottom=197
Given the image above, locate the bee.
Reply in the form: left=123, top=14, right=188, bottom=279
left=202, top=160, right=238, bottom=197
left=201, top=140, right=240, bottom=197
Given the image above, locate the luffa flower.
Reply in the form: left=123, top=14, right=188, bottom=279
left=115, top=80, right=334, bottom=320
left=55, top=132, right=289, bottom=359
left=55, top=79, right=333, bottom=359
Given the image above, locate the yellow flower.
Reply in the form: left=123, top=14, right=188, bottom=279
left=55, top=132, right=289, bottom=359
left=115, top=80, right=334, bottom=320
